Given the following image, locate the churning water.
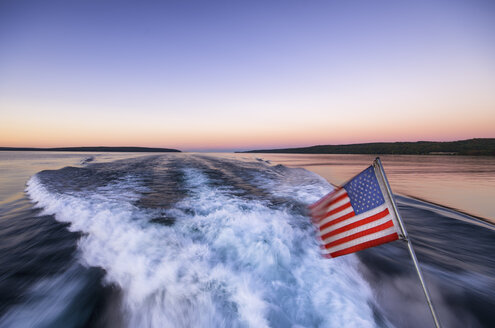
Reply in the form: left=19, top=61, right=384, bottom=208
left=0, top=153, right=494, bottom=327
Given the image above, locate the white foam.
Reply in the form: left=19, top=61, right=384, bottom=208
left=25, top=162, right=379, bottom=327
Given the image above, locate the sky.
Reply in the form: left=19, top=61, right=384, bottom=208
left=1, top=0, right=494, bottom=151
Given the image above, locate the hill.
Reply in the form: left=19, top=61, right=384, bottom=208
left=240, top=138, right=495, bottom=156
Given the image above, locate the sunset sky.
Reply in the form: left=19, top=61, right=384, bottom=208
left=1, top=0, right=494, bottom=151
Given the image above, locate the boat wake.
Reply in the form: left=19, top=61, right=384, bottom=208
left=22, top=155, right=381, bottom=327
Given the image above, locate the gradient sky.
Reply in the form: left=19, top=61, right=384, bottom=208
left=1, top=0, right=494, bottom=151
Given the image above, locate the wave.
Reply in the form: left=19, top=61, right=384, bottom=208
left=24, top=155, right=382, bottom=327
left=80, top=156, right=95, bottom=165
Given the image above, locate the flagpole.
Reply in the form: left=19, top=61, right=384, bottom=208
left=374, top=157, right=442, bottom=328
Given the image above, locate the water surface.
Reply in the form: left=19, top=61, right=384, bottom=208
left=0, top=151, right=493, bottom=328
left=242, top=154, right=495, bottom=222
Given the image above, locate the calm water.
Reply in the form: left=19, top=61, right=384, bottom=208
left=0, top=151, right=494, bottom=328
left=242, top=154, right=495, bottom=222
left=0, top=152, right=148, bottom=205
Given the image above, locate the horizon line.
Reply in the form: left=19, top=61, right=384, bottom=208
left=1, top=137, right=493, bottom=153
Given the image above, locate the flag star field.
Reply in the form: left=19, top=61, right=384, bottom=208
left=345, top=166, right=385, bottom=214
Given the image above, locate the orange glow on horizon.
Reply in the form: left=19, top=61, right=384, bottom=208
left=1, top=113, right=494, bottom=151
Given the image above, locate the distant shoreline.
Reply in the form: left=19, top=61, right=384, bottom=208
left=0, top=147, right=181, bottom=153
left=239, top=138, right=495, bottom=156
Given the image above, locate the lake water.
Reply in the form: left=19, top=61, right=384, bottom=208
left=3, top=152, right=493, bottom=221
left=0, top=151, right=494, bottom=328
left=236, top=153, right=495, bottom=222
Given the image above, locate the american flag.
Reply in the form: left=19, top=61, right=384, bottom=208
left=309, top=165, right=404, bottom=258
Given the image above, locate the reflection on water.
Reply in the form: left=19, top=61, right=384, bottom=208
left=0, top=151, right=494, bottom=327
left=0, top=152, right=160, bottom=205
left=3, top=152, right=493, bottom=221
left=236, top=154, right=495, bottom=222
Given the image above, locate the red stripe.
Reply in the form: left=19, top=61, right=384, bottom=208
left=329, top=233, right=399, bottom=258
left=324, top=219, right=395, bottom=249
left=317, top=202, right=351, bottom=221
left=319, top=211, right=355, bottom=231
left=308, top=188, right=342, bottom=209
left=309, top=191, right=348, bottom=223
left=320, top=208, right=390, bottom=241
left=329, top=192, right=348, bottom=206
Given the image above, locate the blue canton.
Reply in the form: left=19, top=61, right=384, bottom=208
left=344, top=166, right=385, bottom=215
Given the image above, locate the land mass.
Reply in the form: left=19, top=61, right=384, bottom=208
left=240, top=138, right=495, bottom=156
left=0, top=146, right=181, bottom=153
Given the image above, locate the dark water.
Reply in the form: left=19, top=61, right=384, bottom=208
left=0, top=152, right=494, bottom=327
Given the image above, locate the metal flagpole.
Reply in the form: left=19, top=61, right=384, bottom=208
left=374, top=157, right=442, bottom=328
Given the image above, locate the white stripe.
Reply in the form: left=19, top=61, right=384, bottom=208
left=311, top=189, right=347, bottom=215
left=322, top=226, right=398, bottom=255
left=319, top=204, right=388, bottom=235
left=318, top=205, right=354, bottom=228
left=311, top=189, right=346, bottom=211
left=332, top=188, right=347, bottom=198
left=321, top=215, right=393, bottom=244
left=313, top=196, right=351, bottom=221
left=327, top=196, right=351, bottom=212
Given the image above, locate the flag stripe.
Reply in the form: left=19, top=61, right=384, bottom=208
left=319, top=210, right=355, bottom=231
left=308, top=188, right=345, bottom=210
left=329, top=192, right=348, bottom=206
left=324, top=196, right=350, bottom=213
left=318, top=202, right=352, bottom=221
left=312, top=196, right=351, bottom=220
left=324, top=226, right=398, bottom=254
left=319, top=204, right=387, bottom=234
left=320, top=208, right=390, bottom=241
left=321, top=214, right=392, bottom=245
left=313, top=197, right=351, bottom=220
left=323, top=219, right=395, bottom=249
left=318, top=205, right=353, bottom=227
left=329, top=233, right=399, bottom=258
